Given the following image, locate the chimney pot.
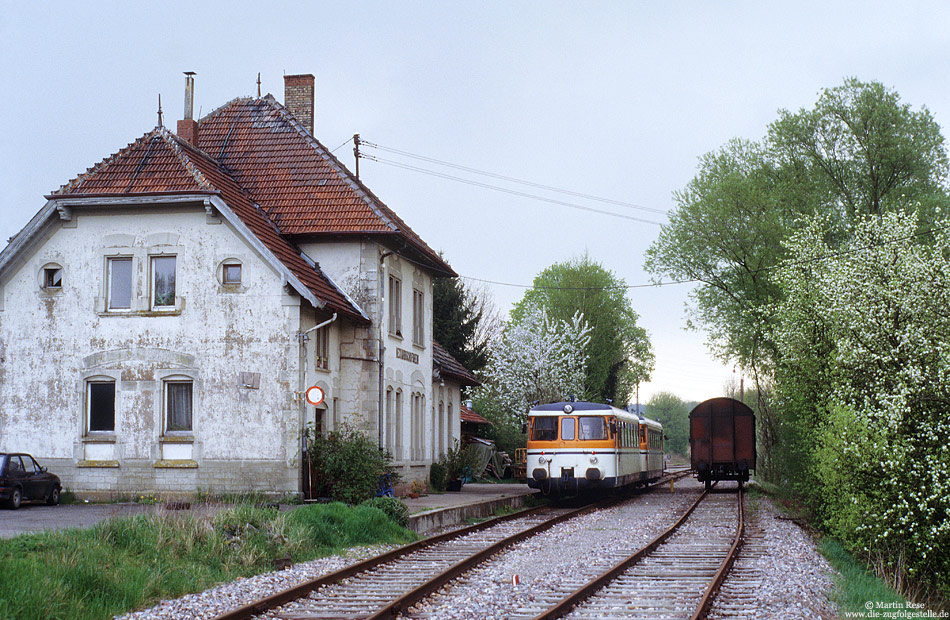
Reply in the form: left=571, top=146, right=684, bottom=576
left=284, top=74, right=315, bottom=135
left=178, top=72, right=199, bottom=146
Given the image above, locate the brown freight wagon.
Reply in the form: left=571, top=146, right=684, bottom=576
left=689, top=397, right=755, bottom=488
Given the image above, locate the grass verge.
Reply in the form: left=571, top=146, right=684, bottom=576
left=820, top=538, right=906, bottom=613
left=0, top=501, right=417, bottom=620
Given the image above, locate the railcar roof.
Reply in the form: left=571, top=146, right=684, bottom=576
left=531, top=401, right=612, bottom=412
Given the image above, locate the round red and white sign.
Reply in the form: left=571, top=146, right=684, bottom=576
left=305, top=386, right=325, bottom=406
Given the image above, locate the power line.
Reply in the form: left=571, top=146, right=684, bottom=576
left=455, top=219, right=950, bottom=292
left=361, top=153, right=664, bottom=225
left=330, top=136, right=353, bottom=154
left=361, top=140, right=669, bottom=216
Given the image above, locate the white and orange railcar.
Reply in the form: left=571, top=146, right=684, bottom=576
left=526, top=401, right=664, bottom=497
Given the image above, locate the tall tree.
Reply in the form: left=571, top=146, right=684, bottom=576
left=432, top=276, right=495, bottom=376
left=512, top=254, right=654, bottom=405
left=645, top=78, right=950, bottom=379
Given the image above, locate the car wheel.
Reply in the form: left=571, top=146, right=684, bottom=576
left=9, top=487, right=22, bottom=510
left=46, top=486, right=60, bottom=506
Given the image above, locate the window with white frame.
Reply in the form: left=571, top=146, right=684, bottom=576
left=107, top=257, right=133, bottom=310
left=388, top=275, right=402, bottom=337
left=151, top=256, right=176, bottom=308
left=412, top=289, right=424, bottom=346
left=165, top=380, right=193, bottom=433
left=87, top=380, right=116, bottom=433
left=394, top=389, right=403, bottom=459
left=411, top=392, right=425, bottom=461
left=314, top=325, right=329, bottom=371
left=385, top=388, right=395, bottom=456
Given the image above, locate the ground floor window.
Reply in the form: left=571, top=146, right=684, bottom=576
left=165, top=380, right=193, bottom=433
left=88, top=381, right=115, bottom=432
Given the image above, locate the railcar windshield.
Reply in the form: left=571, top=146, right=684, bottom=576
left=561, top=417, right=575, bottom=440
left=578, top=416, right=608, bottom=440
left=531, top=417, right=558, bottom=441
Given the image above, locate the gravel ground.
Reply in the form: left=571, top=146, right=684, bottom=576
left=113, top=479, right=839, bottom=620
left=114, top=544, right=397, bottom=620
left=403, top=480, right=706, bottom=619
left=708, top=493, right=837, bottom=620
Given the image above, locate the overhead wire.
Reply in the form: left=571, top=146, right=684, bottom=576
left=360, top=152, right=664, bottom=225
left=361, top=140, right=669, bottom=216
left=456, top=219, right=950, bottom=291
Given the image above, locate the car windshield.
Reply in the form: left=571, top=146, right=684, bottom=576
left=531, top=417, right=557, bottom=441
left=579, top=417, right=608, bottom=440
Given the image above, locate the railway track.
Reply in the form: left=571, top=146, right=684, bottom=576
left=213, top=471, right=691, bottom=620
left=513, top=482, right=744, bottom=620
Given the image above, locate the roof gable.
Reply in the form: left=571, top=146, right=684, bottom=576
left=49, top=127, right=367, bottom=323
left=198, top=96, right=455, bottom=276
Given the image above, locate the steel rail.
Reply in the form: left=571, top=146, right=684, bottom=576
left=214, top=470, right=692, bottom=620
left=691, top=485, right=745, bottom=620
left=211, top=501, right=551, bottom=620
left=527, top=484, right=712, bottom=620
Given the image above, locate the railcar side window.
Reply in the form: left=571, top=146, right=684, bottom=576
left=561, top=417, right=575, bottom=440
left=579, top=416, right=607, bottom=440
left=531, top=417, right=557, bottom=441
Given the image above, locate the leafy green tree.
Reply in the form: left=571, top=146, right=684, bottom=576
left=644, top=392, right=690, bottom=456
left=645, top=79, right=950, bottom=379
left=512, top=254, right=654, bottom=404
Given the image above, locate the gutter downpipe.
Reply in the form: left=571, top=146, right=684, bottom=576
left=378, top=249, right=396, bottom=447
left=297, top=311, right=338, bottom=494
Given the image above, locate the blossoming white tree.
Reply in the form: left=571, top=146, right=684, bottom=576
left=774, top=211, right=950, bottom=591
left=475, top=301, right=591, bottom=428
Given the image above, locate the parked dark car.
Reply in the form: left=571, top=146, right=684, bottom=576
left=0, top=453, right=61, bottom=509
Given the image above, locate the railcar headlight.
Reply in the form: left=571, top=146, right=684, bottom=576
left=538, top=456, right=548, bottom=464
left=589, top=456, right=598, bottom=464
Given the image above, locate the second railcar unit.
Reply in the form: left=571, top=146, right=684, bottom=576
left=526, top=401, right=664, bottom=497
left=689, top=397, right=755, bottom=488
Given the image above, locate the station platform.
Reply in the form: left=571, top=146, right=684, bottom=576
left=401, top=482, right=537, bottom=533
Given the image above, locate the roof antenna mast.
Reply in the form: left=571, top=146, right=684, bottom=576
left=353, top=133, right=361, bottom=180
left=257, top=72, right=262, bottom=98
left=157, top=94, right=163, bottom=127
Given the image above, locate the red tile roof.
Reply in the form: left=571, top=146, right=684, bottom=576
left=52, top=127, right=368, bottom=323
left=460, top=404, right=491, bottom=425
left=198, top=96, right=455, bottom=276
left=433, top=341, right=480, bottom=387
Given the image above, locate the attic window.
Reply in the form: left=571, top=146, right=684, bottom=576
left=223, top=263, right=242, bottom=285
left=43, top=266, right=63, bottom=289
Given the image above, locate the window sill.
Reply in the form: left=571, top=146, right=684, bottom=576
left=82, top=435, right=116, bottom=444
left=154, top=459, right=198, bottom=469
left=160, top=435, right=194, bottom=444
left=218, top=284, right=247, bottom=294
left=77, top=460, right=119, bottom=468
left=98, top=309, right=183, bottom=318
left=388, top=332, right=404, bottom=341
left=412, top=342, right=425, bottom=351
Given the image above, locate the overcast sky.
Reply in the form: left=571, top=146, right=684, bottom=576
left=3, top=1, right=950, bottom=403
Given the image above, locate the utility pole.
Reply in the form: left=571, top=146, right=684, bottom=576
left=353, top=133, right=361, bottom=180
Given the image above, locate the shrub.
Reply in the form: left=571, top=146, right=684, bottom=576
left=304, top=424, right=399, bottom=504
left=439, top=440, right=480, bottom=482
left=429, top=462, right=447, bottom=492
left=361, top=497, right=410, bottom=528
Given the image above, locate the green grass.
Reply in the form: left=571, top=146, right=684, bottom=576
left=820, top=538, right=906, bottom=614
left=0, top=502, right=417, bottom=620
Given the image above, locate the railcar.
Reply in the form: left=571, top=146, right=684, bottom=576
left=526, top=401, right=664, bottom=497
left=689, top=397, right=755, bottom=488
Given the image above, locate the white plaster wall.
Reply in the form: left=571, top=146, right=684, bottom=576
left=0, top=205, right=302, bottom=494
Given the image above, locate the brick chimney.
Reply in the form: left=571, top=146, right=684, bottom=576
left=284, top=74, right=315, bottom=134
left=177, top=72, right=199, bottom=146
